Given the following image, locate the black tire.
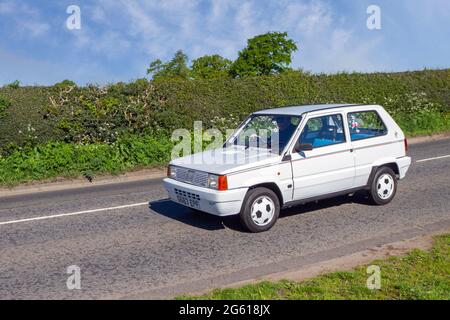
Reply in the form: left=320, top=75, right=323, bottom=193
left=368, top=167, right=397, bottom=205
left=239, top=187, right=280, bottom=233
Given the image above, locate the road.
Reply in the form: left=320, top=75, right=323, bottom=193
left=0, top=138, right=449, bottom=299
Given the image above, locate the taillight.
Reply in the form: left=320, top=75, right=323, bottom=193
left=404, top=138, right=408, bottom=153
left=218, top=175, right=228, bottom=191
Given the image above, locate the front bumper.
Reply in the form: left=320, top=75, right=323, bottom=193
left=163, top=178, right=248, bottom=216
left=397, top=156, right=412, bottom=179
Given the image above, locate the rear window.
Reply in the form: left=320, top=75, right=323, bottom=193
left=347, top=111, right=387, bottom=141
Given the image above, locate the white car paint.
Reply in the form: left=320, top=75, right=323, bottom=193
left=163, top=104, right=411, bottom=217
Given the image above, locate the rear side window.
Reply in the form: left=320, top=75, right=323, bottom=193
left=347, top=111, right=387, bottom=141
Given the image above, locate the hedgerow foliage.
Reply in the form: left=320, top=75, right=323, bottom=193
left=0, top=95, right=11, bottom=118
left=0, top=69, right=449, bottom=155
left=0, top=69, right=449, bottom=185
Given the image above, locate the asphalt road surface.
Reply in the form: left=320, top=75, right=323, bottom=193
left=1, top=138, right=449, bottom=299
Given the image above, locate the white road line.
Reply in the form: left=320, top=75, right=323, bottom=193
left=0, top=202, right=149, bottom=226
left=416, top=154, right=450, bottom=163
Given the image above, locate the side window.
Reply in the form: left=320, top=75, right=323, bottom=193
left=347, top=111, right=387, bottom=141
left=299, top=114, right=346, bottom=148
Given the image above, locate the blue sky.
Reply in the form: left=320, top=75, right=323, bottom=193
left=0, top=0, right=449, bottom=85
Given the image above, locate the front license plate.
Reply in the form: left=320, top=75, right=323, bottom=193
left=176, top=194, right=200, bottom=209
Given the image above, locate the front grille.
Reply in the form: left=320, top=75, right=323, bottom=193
left=174, top=167, right=208, bottom=187
left=175, top=188, right=200, bottom=200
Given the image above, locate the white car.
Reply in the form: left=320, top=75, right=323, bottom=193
left=164, top=104, right=411, bottom=232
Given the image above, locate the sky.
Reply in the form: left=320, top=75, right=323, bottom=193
left=0, top=0, right=449, bottom=85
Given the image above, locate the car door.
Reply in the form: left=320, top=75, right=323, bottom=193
left=289, top=112, right=355, bottom=201
left=346, top=109, right=390, bottom=187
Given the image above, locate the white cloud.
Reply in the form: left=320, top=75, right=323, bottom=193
left=0, top=1, right=14, bottom=14
left=305, top=29, right=384, bottom=73
left=22, top=20, right=50, bottom=36
left=91, top=5, right=108, bottom=24
left=120, top=0, right=161, bottom=36
left=234, top=1, right=257, bottom=40
left=295, top=2, right=333, bottom=37
left=0, top=0, right=49, bottom=37
left=74, top=0, right=388, bottom=73
left=3, top=0, right=446, bottom=85
left=208, top=0, right=231, bottom=26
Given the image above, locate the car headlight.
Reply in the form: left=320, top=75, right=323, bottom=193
left=167, top=165, right=177, bottom=179
left=208, top=174, right=218, bottom=189
left=208, top=174, right=228, bottom=191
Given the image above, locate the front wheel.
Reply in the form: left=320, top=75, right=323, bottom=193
left=239, top=187, right=280, bottom=233
left=369, top=167, right=397, bottom=205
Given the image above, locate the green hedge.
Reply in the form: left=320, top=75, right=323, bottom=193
left=0, top=69, right=449, bottom=156
left=0, top=69, right=450, bottom=185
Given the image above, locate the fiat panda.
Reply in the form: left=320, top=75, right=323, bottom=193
left=164, top=104, right=411, bottom=232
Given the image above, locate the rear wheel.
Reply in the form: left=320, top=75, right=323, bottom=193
left=369, top=167, right=397, bottom=205
left=239, top=187, right=280, bottom=232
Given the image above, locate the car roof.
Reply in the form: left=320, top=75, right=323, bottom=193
left=253, top=104, right=363, bottom=116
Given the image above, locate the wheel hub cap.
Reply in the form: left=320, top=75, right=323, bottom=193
left=377, top=174, right=394, bottom=200
left=250, top=196, right=275, bottom=226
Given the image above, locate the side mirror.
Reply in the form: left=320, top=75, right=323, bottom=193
left=294, top=141, right=313, bottom=152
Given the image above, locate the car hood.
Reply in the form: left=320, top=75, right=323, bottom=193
left=170, top=146, right=281, bottom=175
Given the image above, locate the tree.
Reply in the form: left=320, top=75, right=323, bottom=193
left=54, top=79, right=77, bottom=88
left=191, top=54, right=232, bottom=79
left=147, top=50, right=191, bottom=80
left=230, top=32, right=298, bottom=78
left=4, top=80, right=21, bottom=89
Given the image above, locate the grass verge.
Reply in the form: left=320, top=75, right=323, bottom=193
left=0, top=134, right=173, bottom=187
left=177, top=234, right=450, bottom=300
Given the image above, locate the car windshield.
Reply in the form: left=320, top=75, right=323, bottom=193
left=229, top=114, right=301, bottom=154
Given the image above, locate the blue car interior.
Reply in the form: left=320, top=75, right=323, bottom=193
left=349, top=128, right=387, bottom=141
left=300, top=115, right=345, bottom=148
left=299, top=112, right=387, bottom=148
